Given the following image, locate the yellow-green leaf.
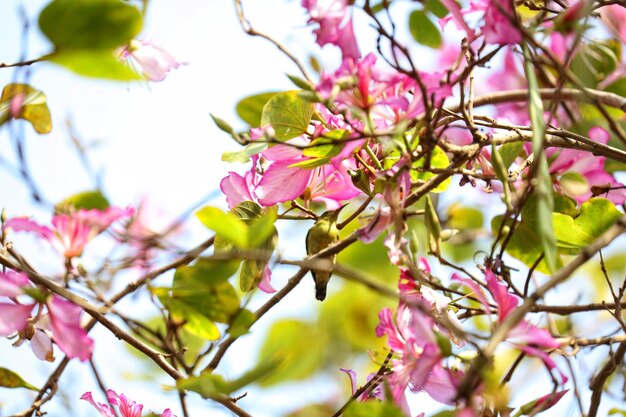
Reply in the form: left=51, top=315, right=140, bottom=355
left=0, top=367, right=38, bottom=391
left=0, top=84, right=52, bottom=134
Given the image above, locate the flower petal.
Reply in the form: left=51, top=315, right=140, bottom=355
left=0, top=302, right=34, bottom=336
left=256, top=161, right=312, bottom=206
left=47, top=296, right=94, bottom=361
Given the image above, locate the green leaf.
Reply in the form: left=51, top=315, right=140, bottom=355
left=247, top=205, right=278, bottom=247
left=196, top=206, right=249, bottom=247
left=55, top=190, right=110, bottom=212
left=604, top=77, right=626, bottom=98
left=430, top=412, right=456, bottom=417
left=345, top=401, right=405, bottom=417
left=499, top=142, right=524, bottom=169
left=178, top=360, right=277, bottom=398
left=513, top=390, right=568, bottom=416
left=288, top=156, right=331, bottom=169
left=0, top=84, right=52, bottom=134
left=425, top=0, right=450, bottom=18
left=553, top=194, right=578, bottom=217
left=553, top=198, right=622, bottom=249
left=171, top=260, right=241, bottom=324
left=447, top=204, right=483, bottom=230
left=177, top=372, right=229, bottom=398
left=221, top=142, right=268, bottom=163
left=260, top=91, right=314, bottom=141
left=286, top=74, right=314, bottom=91
left=410, top=145, right=451, bottom=192
left=236, top=92, right=278, bottom=127
left=49, top=50, right=141, bottom=80
left=210, top=113, right=235, bottom=134
left=302, top=134, right=346, bottom=159
left=230, top=200, right=264, bottom=221
left=173, top=258, right=240, bottom=289
left=230, top=202, right=278, bottom=292
left=229, top=309, right=256, bottom=337
left=571, top=40, right=622, bottom=87
left=522, top=42, right=557, bottom=273
left=258, top=319, right=328, bottom=386
left=39, top=0, right=142, bottom=50
left=168, top=300, right=220, bottom=340
left=409, top=10, right=442, bottom=48
left=491, top=197, right=562, bottom=274
left=491, top=143, right=509, bottom=185
left=0, top=367, right=38, bottom=391
left=425, top=194, right=441, bottom=241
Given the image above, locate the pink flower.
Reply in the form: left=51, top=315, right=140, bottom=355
left=453, top=270, right=564, bottom=380
left=548, top=127, right=626, bottom=204
left=5, top=207, right=133, bottom=259
left=438, top=0, right=521, bottom=45
left=319, top=54, right=451, bottom=124
left=120, top=40, right=185, bottom=82
left=82, top=390, right=176, bottom=417
left=221, top=141, right=361, bottom=210
left=302, top=0, right=361, bottom=60
left=0, top=271, right=93, bottom=361
left=482, top=0, right=522, bottom=45
left=47, top=296, right=94, bottom=361
left=600, top=5, right=626, bottom=44
left=438, top=0, right=477, bottom=43
left=375, top=286, right=466, bottom=407
left=0, top=270, right=35, bottom=337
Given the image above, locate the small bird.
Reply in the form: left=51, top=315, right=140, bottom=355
left=305, top=206, right=345, bottom=301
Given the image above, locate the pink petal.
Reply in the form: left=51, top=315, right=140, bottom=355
left=31, top=328, right=54, bottom=362
left=81, top=392, right=116, bottom=417
left=600, top=5, right=626, bottom=44
left=0, top=270, right=31, bottom=298
left=107, top=389, right=144, bottom=417
left=407, top=343, right=442, bottom=393
left=256, top=161, right=312, bottom=205
left=257, top=266, right=277, bottom=293
left=589, top=126, right=610, bottom=144
left=262, top=143, right=304, bottom=161
left=339, top=368, right=358, bottom=395
left=451, top=273, right=492, bottom=316
left=482, top=0, right=522, bottom=45
left=509, top=321, right=560, bottom=349
left=4, top=217, right=54, bottom=241
left=47, top=296, right=94, bottom=361
left=0, top=302, right=35, bottom=336
left=438, top=0, right=477, bottom=42
left=220, top=171, right=256, bottom=209
left=485, top=270, right=518, bottom=322
left=127, top=41, right=185, bottom=82
left=422, top=366, right=459, bottom=405
left=359, top=207, right=392, bottom=243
